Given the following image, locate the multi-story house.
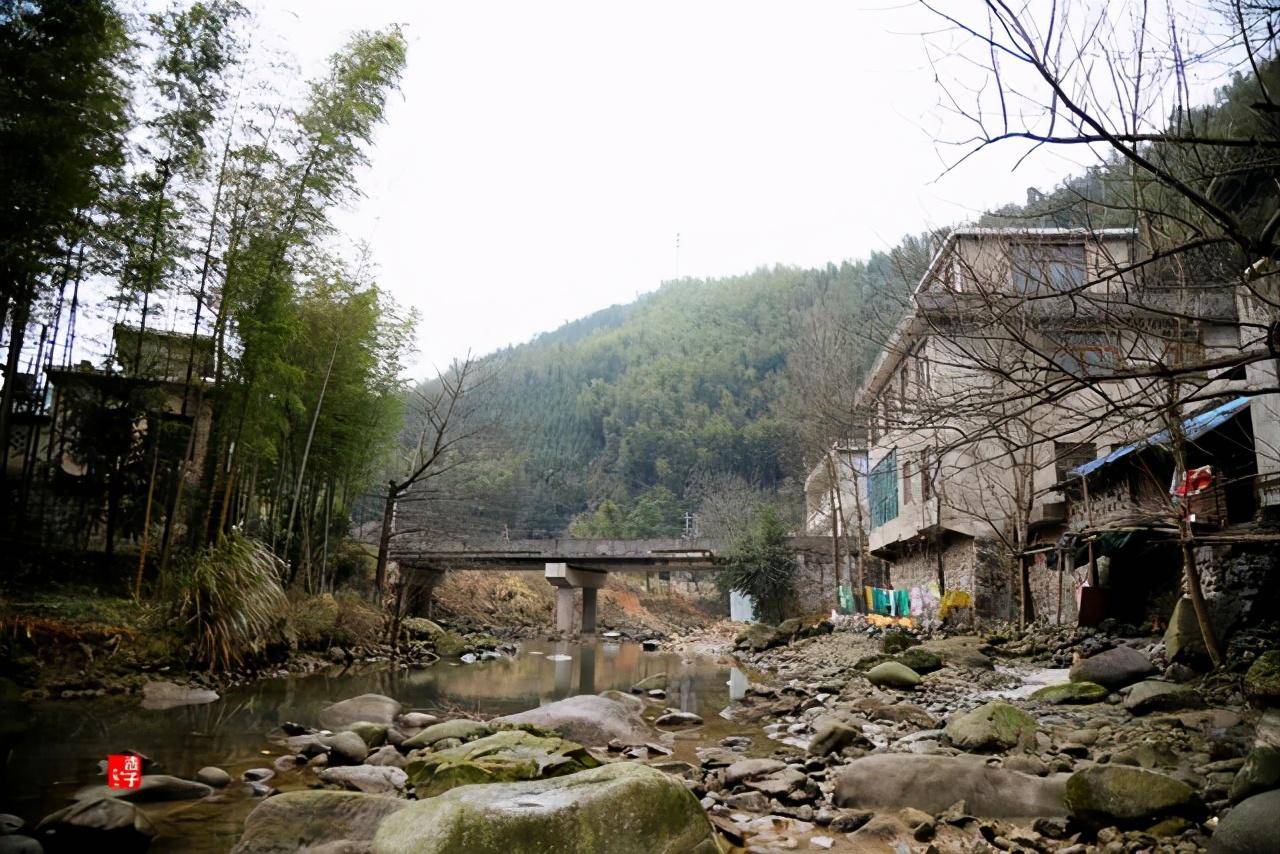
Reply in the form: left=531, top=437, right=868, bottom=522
left=853, top=226, right=1246, bottom=622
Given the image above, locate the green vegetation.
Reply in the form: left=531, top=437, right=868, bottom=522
left=170, top=531, right=289, bottom=671
left=0, top=2, right=414, bottom=606
left=718, top=507, right=796, bottom=623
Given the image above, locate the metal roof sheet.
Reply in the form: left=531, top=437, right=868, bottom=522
left=1068, top=395, right=1252, bottom=479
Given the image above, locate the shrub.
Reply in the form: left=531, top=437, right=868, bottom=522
left=718, top=506, right=795, bottom=623
left=171, top=532, right=290, bottom=671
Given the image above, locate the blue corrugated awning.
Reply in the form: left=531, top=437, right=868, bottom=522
left=1069, top=396, right=1252, bottom=479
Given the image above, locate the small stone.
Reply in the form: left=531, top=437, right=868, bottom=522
left=655, top=711, right=703, bottom=727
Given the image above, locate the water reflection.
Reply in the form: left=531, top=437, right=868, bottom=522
left=728, top=667, right=748, bottom=701
left=1, top=638, right=738, bottom=848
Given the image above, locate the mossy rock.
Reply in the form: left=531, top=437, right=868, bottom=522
left=432, top=632, right=469, bottom=658
left=882, top=629, right=919, bottom=654
left=1063, top=765, right=1199, bottom=828
left=1230, top=746, right=1280, bottom=803
left=896, top=648, right=942, bottom=675
left=231, top=790, right=406, bottom=853
left=402, top=617, right=444, bottom=640
left=1031, top=681, right=1109, bottom=705
left=1244, top=650, right=1280, bottom=707
left=346, top=721, right=388, bottom=748
left=944, top=702, right=1036, bottom=752
left=734, top=623, right=776, bottom=652
left=405, top=729, right=599, bottom=798
left=854, top=653, right=895, bottom=672
left=372, top=762, right=719, bottom=853
left=400, top=719, right=493, bottom=751
left=865, top=661, right=921, bottom=690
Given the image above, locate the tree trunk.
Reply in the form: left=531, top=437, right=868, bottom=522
left=0, top=297, right=30, bottom=496
left=374, top=483, right=398, bottom=593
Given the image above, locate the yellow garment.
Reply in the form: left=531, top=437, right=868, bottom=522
left=865, top=614, right=915, bottom=628
left=938, top=589, right=973, bottom=621
left=864, top=587, right=874, bottom=610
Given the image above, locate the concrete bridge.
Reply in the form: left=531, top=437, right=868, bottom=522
left=391, top=535, right=837, bottom=634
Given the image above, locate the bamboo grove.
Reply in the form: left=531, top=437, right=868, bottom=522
left=0, top=0, right=415, bottom=593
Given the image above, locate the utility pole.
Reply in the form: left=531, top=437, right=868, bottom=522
left=675, top=232, right=681, bottom=280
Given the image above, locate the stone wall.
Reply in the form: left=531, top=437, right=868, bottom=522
left=1197, top=543, right=1280, bottom=636
left=974, top=538, right=1018, bottom=621
left=1026, top=551, right=1087, bottom=625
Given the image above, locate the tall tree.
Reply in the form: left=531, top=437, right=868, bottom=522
left=0, top=0, right=130, bottom=492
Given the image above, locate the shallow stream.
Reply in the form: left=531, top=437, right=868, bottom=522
left=0, top=640, right=754, bottom=851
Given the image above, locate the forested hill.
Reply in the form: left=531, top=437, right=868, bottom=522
left=476, top=243, right=927, bottom=536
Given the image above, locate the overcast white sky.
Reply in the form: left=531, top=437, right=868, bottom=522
left=249, top=0, right=1225, bottom=377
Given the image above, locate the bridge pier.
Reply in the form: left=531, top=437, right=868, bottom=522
left=545, top=562, right=605, bottom=634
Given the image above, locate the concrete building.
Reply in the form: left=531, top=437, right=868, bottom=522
left=853, top=227, right=1247, bottom=621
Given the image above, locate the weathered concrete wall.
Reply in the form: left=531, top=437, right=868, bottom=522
left=1198, top=544, right=1280, bottom=636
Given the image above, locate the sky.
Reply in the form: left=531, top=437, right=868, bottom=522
left=249, top=0, right=1229, bottom=377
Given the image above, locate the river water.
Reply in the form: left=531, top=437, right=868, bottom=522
left=1, top=640, right=753, bottom=851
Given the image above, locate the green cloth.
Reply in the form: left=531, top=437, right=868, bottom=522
left=872, top=588, right=892, bottom=615
left=895, top=589, right=910, bottom=616
left=838, top=585, right=855, bottom=613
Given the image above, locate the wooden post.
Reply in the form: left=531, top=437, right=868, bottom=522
left=1018, top=553, right=1027, bottom=629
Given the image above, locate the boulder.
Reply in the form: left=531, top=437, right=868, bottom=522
left=744, top=767, right=807, bottom=798
left=944, top=702, right=1037, bottom=752
left=833, top=754, right=1067, bottom=818
left=404, top=729, right=600, bottom=798
left=1210, top=789, right=1280, bottom=854
left=318, top=694, right=402, bottom=731
left=73, top=774, right=212, bottom=804
left=1069, top=646, right=1155, bottom=689
left=402, top=617, right=444, bottom=639
left=0, top=836, right=40, bottom=854
left=493, top=694, right=651, bottom=746
left=398, top=712, right=439, bottom=729
left=1229, top=746, right=1280, bottom=803
left=882, top=629, right=919, bottom=654
left=139, top=680, right=219, bottom=711
left=1163, top=597, right=1208, bottom=667
left=399, top=719, right=493, bottom=751
left=320, top=731, right=369, bottom=766
left=320, top=765, right=408, bottom=795
left=1031, top=681, right=1109, bottom=705
left=366, top=745, right=408, bottom=768
left=1123, top=680, right=1202, bottom=715
left=231, top=790, right=407, bottom=853
left=1244, top=650, right=1280, bottom=707
left=723, top=758, right=786, bottom=787
left=1063, top=765, right=1199, bottom=828
left=372, top=761, right=719, bottom=853
left=871, top=703, right=937, bottom=729
left=865, top=662, right=921, bottom=690
left=896, top=648, right=943, bottom=675
left=808, top=717, right=867, bottom=756
left=346, top=721, right=389, bottom=747
left=734, top=623, right=777, bottom=652
left=919, top=636, right=993, bottom=670
left=0, top=814, right=24, bottom=834
left=36, top=798, right=155, bottom=852
left=195, top=766, right=231, bottom=787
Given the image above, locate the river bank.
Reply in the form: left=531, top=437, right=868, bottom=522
left=4, top=601, right=1278, bottom=852
left=0, top=570, right=720, bottom=701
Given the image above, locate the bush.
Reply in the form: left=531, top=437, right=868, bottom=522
left=170, top=532, right=290, bottom=671
left=718, top=506, right=795, bottom=623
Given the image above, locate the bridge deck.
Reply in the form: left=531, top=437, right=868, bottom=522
left=391, top=535, right=835, bottom=572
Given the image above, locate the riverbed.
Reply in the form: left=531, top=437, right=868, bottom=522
left=0, top=639, right=756, bottom=851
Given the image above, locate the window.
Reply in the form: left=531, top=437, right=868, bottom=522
left=1054, top=332, right=1121, bottom=376
left=1012, top=242, right=1085, bottom=294
left=1054, top=442, right=1097, bottom=481
left=869, top=449, right=899, bottom=528
left=902, top=458, right=914, bottom=505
